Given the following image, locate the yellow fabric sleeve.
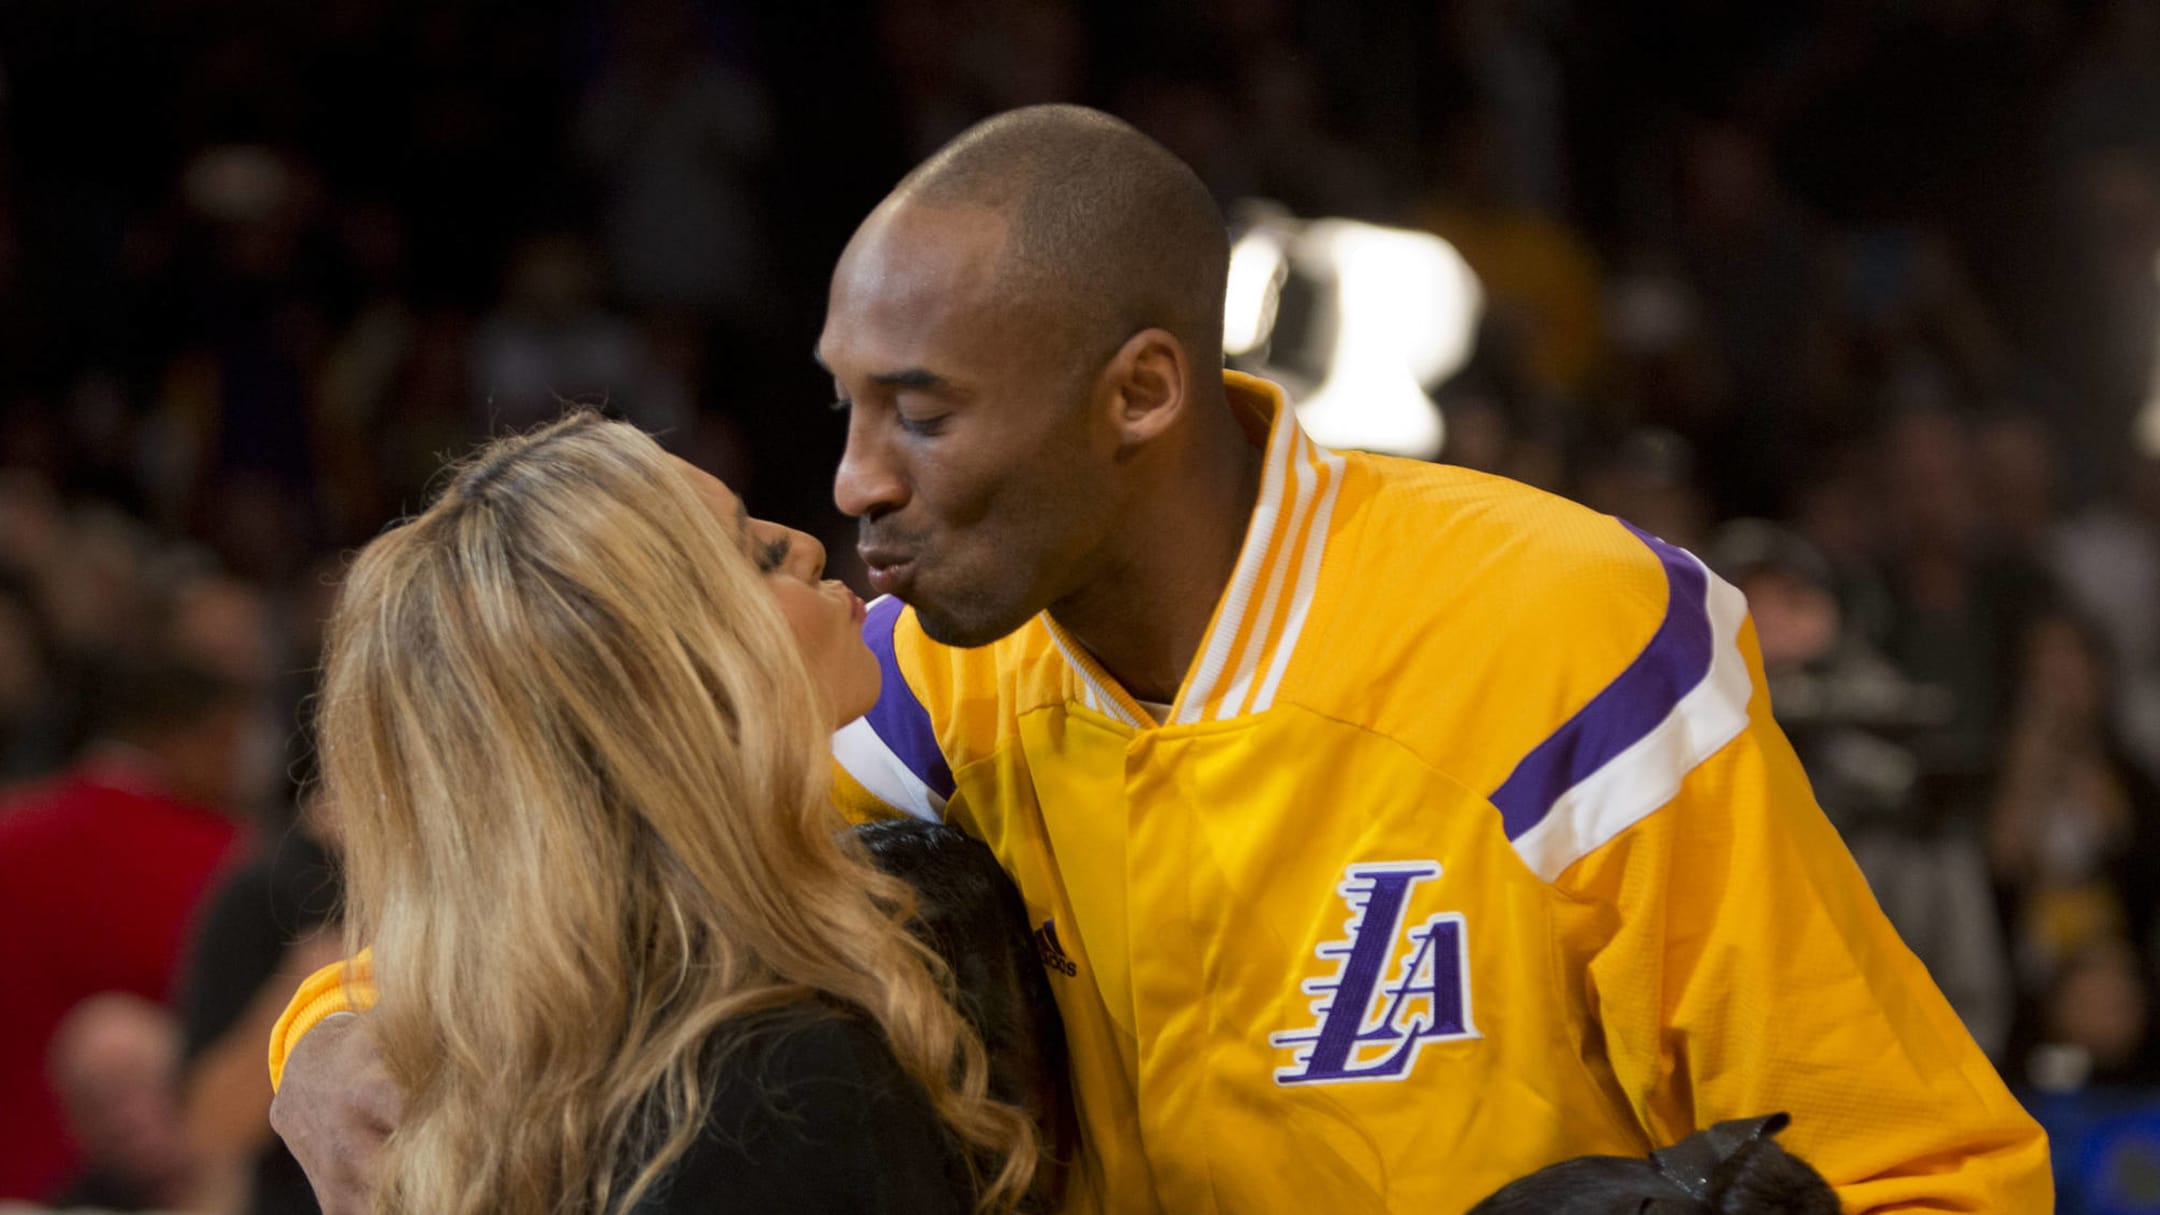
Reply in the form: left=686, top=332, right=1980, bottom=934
left=832, top=759, right=907, bottom=824
left=267, top=950, right=377, bottom=1091
left=1552, top=629, right=2051, bottom=1211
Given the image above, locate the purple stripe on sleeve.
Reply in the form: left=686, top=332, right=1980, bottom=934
left=862, top=596, right=957, bottom=801
left=1488, top=523, right=1713, bottom=841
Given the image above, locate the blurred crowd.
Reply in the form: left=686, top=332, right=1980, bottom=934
left=4, top=0, right=2160, bottom=1210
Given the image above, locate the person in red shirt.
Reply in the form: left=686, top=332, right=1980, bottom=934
left=0, top=660, right=255, bottom=1200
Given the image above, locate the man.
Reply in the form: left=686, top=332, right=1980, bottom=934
left=44, top=994, right=199, bottom=1211
left=271, top=106, right=2048, bottom=1212
left=0, top=660, right=253, bottom=1199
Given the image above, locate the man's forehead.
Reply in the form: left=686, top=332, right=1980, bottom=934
left=819, top=199, right=1017, bottom=371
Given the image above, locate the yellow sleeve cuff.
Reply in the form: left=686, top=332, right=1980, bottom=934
left=267, top=949, right=378, bottom=1091
left=832, top=762, right=907, bottom=824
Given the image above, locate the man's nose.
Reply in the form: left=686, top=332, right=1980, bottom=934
left=834, top=413, right=906, bottom=520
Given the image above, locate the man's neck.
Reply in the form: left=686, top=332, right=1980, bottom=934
left=1048, top=398, right=1263, bottom=706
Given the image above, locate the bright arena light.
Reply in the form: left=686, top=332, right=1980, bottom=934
left=1223, top=229, right=1288, bottom=358
left=1224, top=208, right=1483, bottom=460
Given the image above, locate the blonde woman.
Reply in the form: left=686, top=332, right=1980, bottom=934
left=314, top=411, right=1038, bottom=1214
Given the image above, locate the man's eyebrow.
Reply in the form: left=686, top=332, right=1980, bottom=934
left=868, top=368, right=944, bottom=390
left=811, top=348, right=949, bottom=393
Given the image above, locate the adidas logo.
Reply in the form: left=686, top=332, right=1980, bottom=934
left=1034, top=919, right=1078, bottom=977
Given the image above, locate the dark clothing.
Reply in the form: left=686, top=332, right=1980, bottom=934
left=179, top=830, right=341, bottom=1062
left=626, top=821, right=1068, bottom=1214
left=48, top=1168, right=161, bottom=1211
left=177, top=829, right=340, bottom=1215
left=631, top=1005, right=973, bottom=1215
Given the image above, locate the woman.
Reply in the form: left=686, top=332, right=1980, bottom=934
left=317, top=410, right=1038, bottom=1213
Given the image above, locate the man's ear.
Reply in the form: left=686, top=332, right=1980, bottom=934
left=1099, top=328, right=1190, bottom=450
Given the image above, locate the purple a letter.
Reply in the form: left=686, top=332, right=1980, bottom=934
left=1272, top=862, right=1475, bottom=1085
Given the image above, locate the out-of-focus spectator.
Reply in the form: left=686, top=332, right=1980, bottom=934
left=174, top=773, right=341, bottom=1215
left=573, top=0, right=775, bottom=332
left=468, top=232, right=688, bottom=438
left=1841, top=228, right=2014, bottom=426
left=963, top=0, right=1088, bottom=116
left=1672, top=122, right=1850, bottom=519
left=0, top=661, right=252, bottom=1200
left=43, top=996, right=193, bottom=1212
left=1573, top=428, right=1709, bottom=551
left=1711, top=518, right=2012, bottom=1055
left=163, top=575, right=274, bottom=691
left=1973, top=409, right=2064, bottom=558
left=1601, top=250, right=1732, bottom=450
left=362, top=312, right=480, bottom=524
left=0, top=487, right=150, bottom=783
left=2042, top=2, right=2160, bottom=466
left=1237, top=53, right=1390, bottom=219
left=1710, top=519, right=1952, bottom=816
left=1440, top=0, right=1568, bottom=218
left=305, top=199, right=418, bottom=540
left=146, top=144, right=335, bottom=586
left=1989, top=609, right=2160, bottom=1087
left=1115, top=76, right=1258, bottom=210
left=1420, top=109, right=1606, bottom=401
left=33, top=508, right=153, bottom=670
left=1433, top=389, right=1567, bottom=494
left=2029, top=939, right=2160, bottom=1093
left=2051, top=453, right=2160, bottom=775
left=0, top=573, right=57, bottom=782
left=882, top=0, right=1087, bottom=158
left=0, top=473, right=66, bottom=579
left=2051, top=0, right=2160, bottom=165
left=1881, top=407, right=2057, bottom=775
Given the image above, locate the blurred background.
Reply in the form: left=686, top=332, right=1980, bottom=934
left=3, top=0, right=2160, bottom=1211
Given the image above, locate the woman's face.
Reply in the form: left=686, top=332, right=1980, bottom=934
left=674, top=458, right=881, bottom=728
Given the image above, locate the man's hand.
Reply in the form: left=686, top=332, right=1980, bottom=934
left=268, top=1014, right=399, bottom=1215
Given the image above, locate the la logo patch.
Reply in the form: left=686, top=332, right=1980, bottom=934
left=1271, top=861, right=1478, bottom=1085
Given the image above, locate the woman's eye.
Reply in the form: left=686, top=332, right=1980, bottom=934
left=758, top=537, right=791, bottom=573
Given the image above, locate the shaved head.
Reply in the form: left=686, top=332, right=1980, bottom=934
left=821, top=105, right=1247, bottom=652
left=893, top=104, right=1229, bottom=379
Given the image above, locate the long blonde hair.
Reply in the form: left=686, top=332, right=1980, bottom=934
left=319, top=412, right=1037, bottom=1213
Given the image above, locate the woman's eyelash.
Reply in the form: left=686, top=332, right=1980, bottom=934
left=759, top=537, right=791, bottom=572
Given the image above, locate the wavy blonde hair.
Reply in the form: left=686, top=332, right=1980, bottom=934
left=319, top=412, right=1037, bottom=1213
